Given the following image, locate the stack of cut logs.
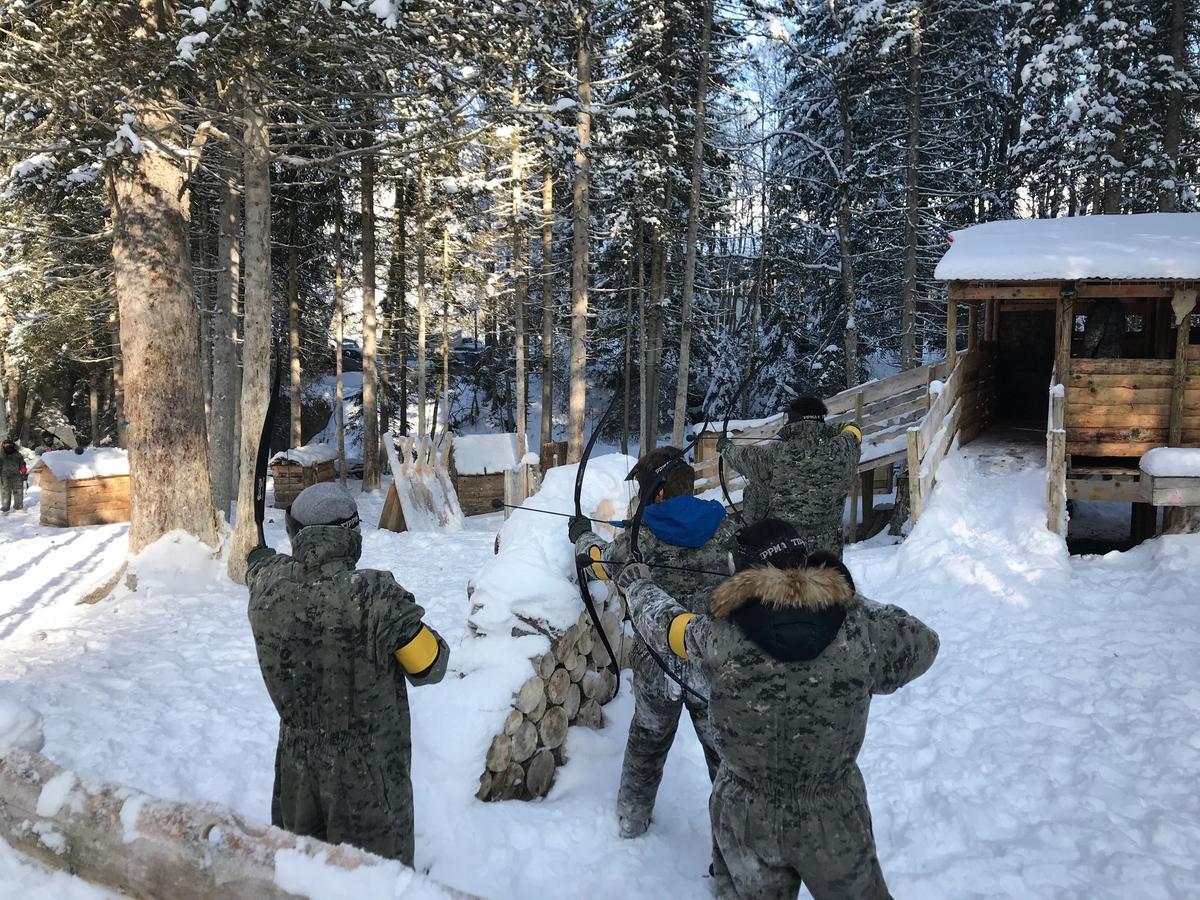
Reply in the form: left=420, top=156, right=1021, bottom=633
left=477, top=607, right=623, bottom=802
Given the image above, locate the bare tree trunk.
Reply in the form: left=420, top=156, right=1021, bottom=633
left=89, top=366, right=100, bottom=444
left=111, top=311, right=125, bottom=448
left=361, top=145, right=380, bottom=491
left=381, top=191, right=403, bottom=455
left=228, top=94, right=273, bottom=583
left=899, top=4, right=923, bottom=371
left=109, top=90, right=216, bottom=553
left=512, top=69, right=528, bottom=459
left=637, top=225, right=648, bottom=446
left=334, top=201, right=346, bottom=487
left=622, top=227, right=639, bottom=456
left=416, top=172, right=428, bottom=437
left=397, top=180, right=409, bottom=436
left=441, top=228, right=451, bottom=440
left=1160, top=0, right=1186, bottom=212
left=837, top=96, right=859, bottom=386
left=286, top=194, right=302, bottom=447
left=540, top=134, right=555, bottom=449
left=210, top=173, right=240, bottom=521
left=670, top=0, right=713, bottom=447
left=567, top=0, right=592, bottom=462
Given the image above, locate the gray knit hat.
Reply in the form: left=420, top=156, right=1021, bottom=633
left=287, top=483, right=361, bottom=537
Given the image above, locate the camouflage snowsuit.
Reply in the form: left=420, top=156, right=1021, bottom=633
left=722, top=421, right=861, bottom=557
left=1, top=445, right=24, bottom=512
left=247, top=526, right=449, bottom=864
left=627, top=562, right=939, bottom=899
left=579, top=502, right=736, bottom=835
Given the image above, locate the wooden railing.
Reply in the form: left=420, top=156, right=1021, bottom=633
left=1046, top=370, right=1068, bottom=534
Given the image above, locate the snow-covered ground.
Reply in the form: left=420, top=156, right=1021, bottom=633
left=2, top=448, right=1200, bottom=898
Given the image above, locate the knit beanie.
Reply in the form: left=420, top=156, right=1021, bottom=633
left=286, top=483, right=361, bottom=540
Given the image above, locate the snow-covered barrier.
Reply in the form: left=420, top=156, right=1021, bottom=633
left=0, top=748, right=475, bottom=900
left=467, top=455, right=634, bottom=802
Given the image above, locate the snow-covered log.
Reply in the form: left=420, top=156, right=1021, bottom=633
left=0, top=749, right=474, bottom=899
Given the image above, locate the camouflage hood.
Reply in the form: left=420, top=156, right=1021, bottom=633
left=289, top=524, right=363, bottom=575
left=712, top=564, right=855, bottom=663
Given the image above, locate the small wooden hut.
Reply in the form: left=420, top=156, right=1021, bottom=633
left=31, top=448, right=130, bottom=527
left=936, top=213, right=1200, bottom=538
left=269, top=444, right=339, bottom=508
left=450, top=433, right=523, bottom=516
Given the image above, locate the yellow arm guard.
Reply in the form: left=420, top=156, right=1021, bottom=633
left=668, top=613, right=695, bottom=660
left=842, top=423, right=862, bottom=443
left=588, top=544, right=610, bottom=582
left=395, top=625, right=440, bottom=675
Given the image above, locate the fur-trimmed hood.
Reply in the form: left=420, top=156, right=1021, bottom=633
left=711, top=564, right=855, bottom=618
left=711, top=563, right=856, bottom=662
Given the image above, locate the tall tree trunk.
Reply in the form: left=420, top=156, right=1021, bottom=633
left=512, top=68, right=528, bottom=459
left=286, top=194, right=302, bottom=447
left=109, top=93, right=216, bottom=553
left=334, top=200, right=346, bottom=486
left=622, top=225, right=640, bottom=456
left=210, top=173, right=240, bottom=521
left=228, top=94, right=273, bottom=583
left=361, top=145, right=380, bottom=491
left=441, top=228, right=451, bottom=440
left=1160, top=0, right=1186, bottom=212
left=636, top=224, right=648, bottom=446
left=540, top=117, right=555, bottom=450
left=837, top=96, right=859, bottom=386
left=899, top=4, right=923, bottom=371
left=381, top=190, right=405, bottom=452
left=416, top=172, right=428, bottom=437
left=567, top=0, right=592, bottom=461
left=670, top=0, right=713, bottom=446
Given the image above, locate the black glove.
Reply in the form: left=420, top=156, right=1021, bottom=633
left=247, top=546, right=276, bottom=569
left=615, top=562, right=652, bottom=597
left=568, top=515, right=591, bottom=543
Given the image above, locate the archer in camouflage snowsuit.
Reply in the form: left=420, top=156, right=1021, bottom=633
left=1, top=438, right=27, bottom=512
left=719, top=397, right=861, bottom=557
left=247, top=483, right=449, bottom=865
left=572, top=446, right=736, bottom=838
left=619, top=518, right=939, bottom=900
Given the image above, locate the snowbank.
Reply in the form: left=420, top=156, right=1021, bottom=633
left=0, top=698, right=44, bottom=752
left=451, top=433, right=520, bottom=475
left=30, top=449, right=128, bottom=481
left=1140, top=447, right=1200, bottom=478
left=467, top=454, right=634, bottom=637
left=270, top=443, right=341, bottom=467
left=935, top=213, right=1200, bottom=281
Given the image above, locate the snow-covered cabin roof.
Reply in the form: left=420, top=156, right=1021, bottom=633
left=452, top=433, right=520, bottom=476
left=269, top=443, right=340, bottom=467
left=30, top=448, right=129, bottom=481
left=935, top=213, right=1200, bottom=283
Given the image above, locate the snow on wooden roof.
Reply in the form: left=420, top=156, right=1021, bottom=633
left=935, top=213, right=1200, bottom=283
left=30, top=448, right=129, bottom=481
left=452, top=433, right=520, bottom=475
left=269, top=443, right=341, bottom=467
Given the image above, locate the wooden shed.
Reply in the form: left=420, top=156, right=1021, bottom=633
left=450, top=433, right=527, bottom=516
left=30, top=448, right=130, bottom=527
left=937, top=213, right=1200, bottom=538
left=269, top=444, right=339, bottom=508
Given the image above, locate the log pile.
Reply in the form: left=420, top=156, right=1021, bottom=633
left=476, top=607, right=623, bottom=802
left=270, top=459, right=336, bottom=508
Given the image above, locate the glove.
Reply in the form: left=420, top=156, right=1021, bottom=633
left=247, top=546, right=276, bottom=569
left=715, top=435, right=731, bottom=454
left=615, top=562, right=652, bottom=598
left=568, top=514, right=592, bottom=543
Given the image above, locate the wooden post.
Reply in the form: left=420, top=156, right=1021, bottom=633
left=906, top=427, right=922, bottom=523
left=967, top=303, right=979, bottom=351
left=946, top=297, right=957, bottom=363
left=1055, top=289, right=1074, bottom=388
left=1168, top=289, right=1197, bottom=446
left=847, top=391, right=864, bottom=541
left=860, top=469, right=875, bottom=527
left=1046, top=388, right=1067, bottom=535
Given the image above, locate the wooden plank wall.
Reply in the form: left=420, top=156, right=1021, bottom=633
left=271, top=460, right=337, bottom=508
left=1065, top=346, right=1200, bottom=457
left=40, top=474, right=131, bottom=528
left=454, top=471, right=506, bottom=517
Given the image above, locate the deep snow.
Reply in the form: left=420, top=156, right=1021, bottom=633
left=2, top=447, right=1200, bottom=898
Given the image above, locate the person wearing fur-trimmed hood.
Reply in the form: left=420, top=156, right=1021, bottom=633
left=615, top=518, right=939, bottom=900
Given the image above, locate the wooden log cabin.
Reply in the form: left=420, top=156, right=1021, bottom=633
left=30, top=448, right=131, bottom=527
left=269, top=444, right=339, bottom=508
left=936, top=213, right=1200, bottom=540
left=450, top=433, right=523, bottom=516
